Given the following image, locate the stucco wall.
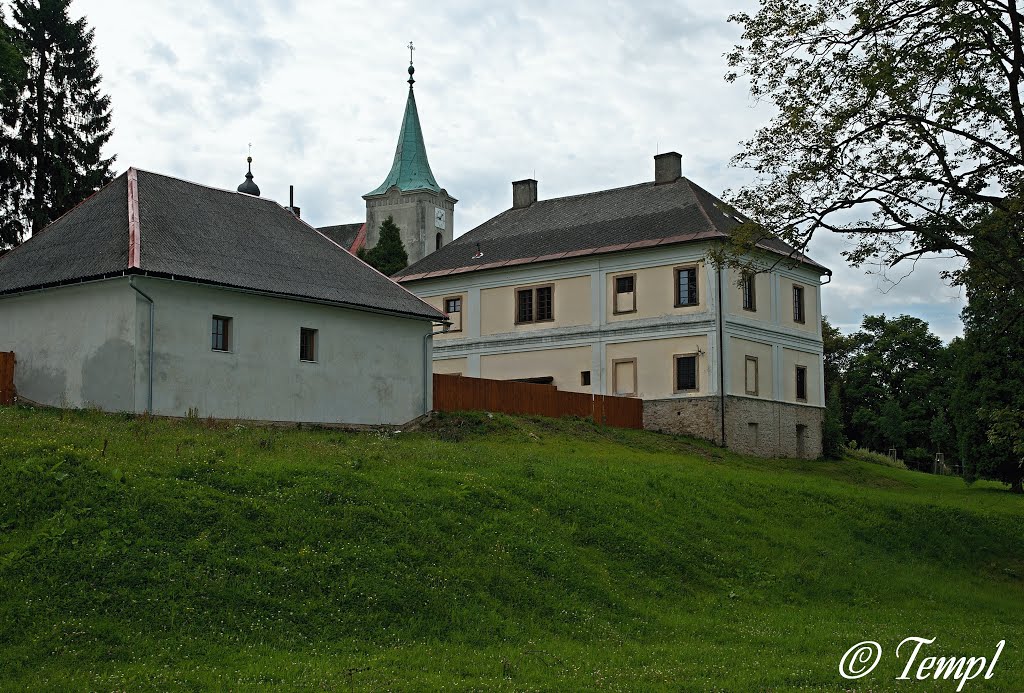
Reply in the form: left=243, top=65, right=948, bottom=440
left=728, top=337, right=774, bottom=398
left=0, top=278, right=137, bottom=411
left=480, top=345, right=592, bottom=393
left=133, top=278, right=432, bottom=425
left=434, top=357, right=468, bottom=375
left=606, top=261, right=710, bottom=323
left=779, top=276, right=818, bottom=334
left=421, top=292, right=467, bottom=339
left=781, top=347, right=822, bottom=406
left=606, top=335, right=710, bottom=399
left=725, top=267, right=771, bottom=321
left=480, top=275, right=591, bottom=336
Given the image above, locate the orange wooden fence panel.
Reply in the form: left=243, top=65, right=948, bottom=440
left=0, top=352, right=14, bottom=406
left=432, top=374, right=643, bottom=429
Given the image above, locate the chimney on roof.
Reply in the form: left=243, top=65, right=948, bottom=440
left=654, top=152, right=682, bottom=185
left=512, top=178, right=538, bottom=209
left=287, top=184, right=301, bottom=218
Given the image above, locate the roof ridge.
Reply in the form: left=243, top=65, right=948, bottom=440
left=680, top=177, right=722, bottom=236
left=133, top=167, right=285, bottom=206
left=127, top=168, right=141, bottom=269
left=516, top=179, right=656, bottom=207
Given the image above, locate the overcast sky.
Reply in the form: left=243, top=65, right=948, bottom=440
left=71, top=0, right=967, bottom=340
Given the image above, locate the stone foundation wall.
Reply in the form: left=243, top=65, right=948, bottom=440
left=642, top=395, right=823, bottom=459
left=643, top=396, right=722, bottom=444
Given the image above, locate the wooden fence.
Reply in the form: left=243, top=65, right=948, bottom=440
left=0, top=352, right=14, bottom=406
left=433, top=373, right=643, bottom=429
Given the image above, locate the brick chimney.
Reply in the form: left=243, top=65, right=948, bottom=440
left=512, top=179, right=538, bottom=208
left=654, top=152, right=682, bottom=185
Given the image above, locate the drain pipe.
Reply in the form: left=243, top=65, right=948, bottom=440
left=423, top=322, right=450, bottom=414
left=128, top=277, right=154, bottom=413
left=717, top=264, right=726, bottom=448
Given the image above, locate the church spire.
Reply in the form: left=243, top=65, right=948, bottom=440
left=364, top=48, right=440, bottom=196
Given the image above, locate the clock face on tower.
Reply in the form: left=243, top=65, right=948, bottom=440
left=434, top=207, right=446, bottom=229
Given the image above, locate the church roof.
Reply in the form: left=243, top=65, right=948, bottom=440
left=364, top=79, right=441, bottom=197
left=394, top=176, right=830, bottom=281
left=0, top=168, right=445, bottom=322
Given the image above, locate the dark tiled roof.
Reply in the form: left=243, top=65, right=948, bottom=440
left=0, top=169, right=445, bottom=322
left=317, top=222, right=363, bottom=251
left=394, top=177, right=829, bottom=281
left=0, top=175, right=130, bottom=292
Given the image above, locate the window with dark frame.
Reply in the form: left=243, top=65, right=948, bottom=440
left=793, top=285, right=806, bottom=323
left=742, top=273, right=756, bottom=311
left=445, top=297, right=462, bottom=314
left=300, top=327, right=318, bottom=362
left=212, top=316, right=231, bottom=352
left=796, top=365, right=808, bottom=401
left=613, top=274, right=636, bottom=314
left=675, top=266, right=699, bottom=307
left=581, top=370, right=591, bottom=386
left=515, top=285, right=554, bottom=324
left=675, top=354, right=698, bottom=392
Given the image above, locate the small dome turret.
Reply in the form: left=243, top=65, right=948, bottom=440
left=237, top=155, right=260, bottom=196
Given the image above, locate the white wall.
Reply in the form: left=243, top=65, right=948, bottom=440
left=0, top=278, right=138, bottom=411
left=134, top=278, right=432, bottom=425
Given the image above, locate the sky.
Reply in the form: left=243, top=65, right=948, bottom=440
left=70, top=0, right=968, bottom=340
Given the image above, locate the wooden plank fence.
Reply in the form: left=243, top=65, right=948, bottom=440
left=0, top=352, right=14, bottom=406
left=433, top=373, right=643, bottom=429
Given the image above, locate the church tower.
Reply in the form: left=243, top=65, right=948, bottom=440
left=363, top=49, right=456, bottom=265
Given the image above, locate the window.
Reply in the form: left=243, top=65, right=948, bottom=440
left=581, top=370, right=591, bottom=386
left=675, top=266, right=699, bottom=307
left=515, top=284, right=554, bottom=324
left=744, top=356, right=759, bottom=396
left=674, top=354, right=698, bottom=392
left=212, top=316, right=231, bottom=352
left=742, top=272, right=756, bottom=311
left=444, top=296, right=463, bottom=332
left=613, top=273, right=636, bottom=314
left=796, top=365, right=808, bottom=401
left=436, top=232, right=443, bottom=251
left=612, top=359, right=637, bottom=396
left=793, top=285, right=806, bottom=323
left=300, top=327, right=318, bottom=362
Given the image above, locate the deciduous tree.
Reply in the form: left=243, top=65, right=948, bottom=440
left=726, top=0, right=1024, bottom=290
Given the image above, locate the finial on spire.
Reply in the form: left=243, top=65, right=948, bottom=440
left=407, top=41, right=416, bottom=86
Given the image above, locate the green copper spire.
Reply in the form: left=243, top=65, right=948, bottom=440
left=365, top=50, right=441, bottom=197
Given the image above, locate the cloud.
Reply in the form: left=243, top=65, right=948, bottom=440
left=70, top=0, right=965, bottom=339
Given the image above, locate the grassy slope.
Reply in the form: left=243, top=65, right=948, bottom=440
left=0, top=406, right=1021, bottom=691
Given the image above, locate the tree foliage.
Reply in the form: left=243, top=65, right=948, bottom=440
left=950, top=208, right=1024, bottom=492
left=3, top=0, right=114, bottom=246
left=726, top=0, right=1024, bottom=288
left=0, top=7, right=26, bottom=245
left=360, top=216, right=409, bottom=277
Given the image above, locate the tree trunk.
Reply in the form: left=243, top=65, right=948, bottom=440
left=1012, top=478, right=1023, bottom=494
left=32, top=46, right=47, bottom=235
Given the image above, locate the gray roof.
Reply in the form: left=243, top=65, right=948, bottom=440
left=317, top=222, right=363, bottom=251
left=394, top=177, right=829, bottom=281
left=0, top=169, right=445, bottom=322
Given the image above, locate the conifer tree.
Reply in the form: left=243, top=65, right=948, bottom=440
left=8, top=0, right=114, bottom=243
left=362, top=216, right=409, bottom=277
left=0, top=8, right=26, bottom=247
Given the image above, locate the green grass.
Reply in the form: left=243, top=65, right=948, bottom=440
left=0, top=406, right=1021, bottom=691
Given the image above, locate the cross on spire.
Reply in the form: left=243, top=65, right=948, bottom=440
left=406, top=41, right=416, bottom=86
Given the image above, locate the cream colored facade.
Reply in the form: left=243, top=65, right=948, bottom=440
left=403, top=242, right=827, bottom=454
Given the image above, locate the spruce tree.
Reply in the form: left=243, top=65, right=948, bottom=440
left=8, top=0, right=114, bottom=242
left=362, top=216, right=409, bottom=277
left=0, top=8, right=25, bottom=247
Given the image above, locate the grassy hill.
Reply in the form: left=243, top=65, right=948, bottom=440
left=0, top=405, right=1021, bottom=691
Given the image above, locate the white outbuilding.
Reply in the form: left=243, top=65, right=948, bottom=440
left=0, top=168, right=446, bottom=426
